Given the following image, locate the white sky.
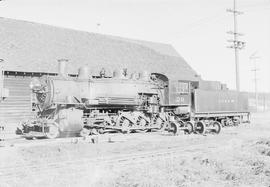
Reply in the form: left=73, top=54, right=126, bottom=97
left=0, top=0, right=269, bottom=92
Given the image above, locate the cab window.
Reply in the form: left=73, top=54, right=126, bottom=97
left=177, top=82, right=189, bottom=94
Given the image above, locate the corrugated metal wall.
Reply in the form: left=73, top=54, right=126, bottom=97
left=0, top=76, right=33, bottom=133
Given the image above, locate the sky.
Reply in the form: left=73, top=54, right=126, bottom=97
left=0, top=0, right=269, bottom=92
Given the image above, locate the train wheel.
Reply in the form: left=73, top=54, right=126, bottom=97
left=211, top=121, right=222, bottom=134
left=195, top=121, right=206, bottom=134
left=226, top=119, right=234, bottom=126
left=121, top=118, right=131, bottom=134
left=137, top=118, right=147, bottom=130
left=233, top=119, right=240, bottom=126
left=221, top=119, right=226, bottom=127
left=45, top=123, right=59, bottom=139
left=136, top=117, right=148, bottom=133
left=155, top=117, right=165, bottom=130
left=185, top=121, right=194, bottom=134
left=169, top=122, right=179, bottom=135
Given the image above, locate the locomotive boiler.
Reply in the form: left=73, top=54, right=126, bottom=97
left=20, top=61, right=184, bottom=139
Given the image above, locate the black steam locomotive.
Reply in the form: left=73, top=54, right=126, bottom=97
left=19, top=62, right=250, bottom=139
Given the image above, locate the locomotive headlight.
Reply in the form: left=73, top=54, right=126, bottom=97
left=30, top=78, right=42, bottom=91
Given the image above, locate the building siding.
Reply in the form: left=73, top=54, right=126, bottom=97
left=0, top=76, right=32, bottom=133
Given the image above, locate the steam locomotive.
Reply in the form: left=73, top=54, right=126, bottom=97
left=19, top=61, right=250, bottom=139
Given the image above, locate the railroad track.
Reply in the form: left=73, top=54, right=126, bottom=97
left=0, top=140, right=219, bottom=183
left=0, top=126, right=241, bottom=184
left=1, top=122, right=248, bottom=148
left=1, top=131, right=166, bottom=148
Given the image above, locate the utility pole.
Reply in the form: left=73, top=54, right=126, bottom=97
left=227, top=0, right=245, bottom=92
left=250, top=52, right=260, bottom=112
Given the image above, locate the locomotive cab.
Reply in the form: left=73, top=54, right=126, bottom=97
left=152, top=73, right=192, bottom=115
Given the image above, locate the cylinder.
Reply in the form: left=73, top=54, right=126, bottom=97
left=78, top=66, right=89, bottom=80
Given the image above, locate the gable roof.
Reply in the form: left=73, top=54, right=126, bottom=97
left=0, top=17, right=200, bottom=81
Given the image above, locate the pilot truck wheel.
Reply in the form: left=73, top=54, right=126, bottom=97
left=45, top=123, right=60, bottom=139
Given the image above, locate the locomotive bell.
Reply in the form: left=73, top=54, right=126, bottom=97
left=113, top=69, right=127, bottom=79
left=78, top=66, right=89, bottom=80
left=121, top=68, right=129, bottom=79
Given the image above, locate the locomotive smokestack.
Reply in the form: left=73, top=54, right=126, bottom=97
left=58, top=59, right=68, bottom=78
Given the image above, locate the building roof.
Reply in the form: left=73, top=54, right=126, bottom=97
left=0, top=17, right=200, bottom=81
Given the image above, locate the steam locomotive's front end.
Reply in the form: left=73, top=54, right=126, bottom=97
left=19, top=61, right=85, bottom=139
left=30, top=77, right=54, bottom=110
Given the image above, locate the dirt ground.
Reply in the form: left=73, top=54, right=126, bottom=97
left=0, top=112, right=270, bottom=187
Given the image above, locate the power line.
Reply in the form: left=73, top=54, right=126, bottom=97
left=227, top=0, right=245, bottom=92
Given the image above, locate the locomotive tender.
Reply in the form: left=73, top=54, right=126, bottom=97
left=19, top=61, right=249, bottom=139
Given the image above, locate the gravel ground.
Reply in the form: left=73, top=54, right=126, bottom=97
left=0, top=112, right=270, bottom=187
